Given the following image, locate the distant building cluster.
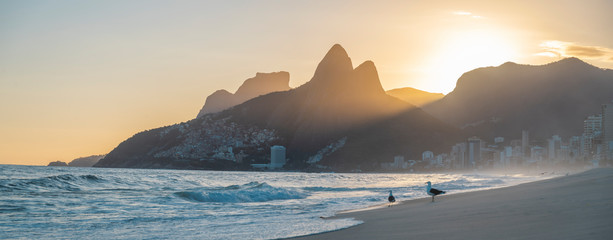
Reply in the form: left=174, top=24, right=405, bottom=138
left=251, top=145, right=286, bottom=170
left=384, top=102, right=613, bottom=171
left=153, top=115, right=279, bottom=162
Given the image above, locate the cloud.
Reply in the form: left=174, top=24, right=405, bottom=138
left=537, top=41, right=613, bottom=62
left=565, top=45, right=608, bottom=57
left=452, top=11, right=484, bottom=19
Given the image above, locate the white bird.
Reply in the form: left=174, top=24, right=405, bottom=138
left=388, top=190, right=396, bottom=207
left=426, top=181, right=445, bottom=202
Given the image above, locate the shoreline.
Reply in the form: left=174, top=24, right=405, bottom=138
left=290, top=168, right=613, bottom=240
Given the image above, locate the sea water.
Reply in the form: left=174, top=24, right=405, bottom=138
left=0, top=165, right=550, bottom=239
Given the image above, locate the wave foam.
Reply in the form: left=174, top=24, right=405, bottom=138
left=303, top=186, right=378, bottom=192
left=441, top=178, right=506, bottom=190
left=174, top=182, right=306, bottom=203
left=0, top=174, right=107, bottom=192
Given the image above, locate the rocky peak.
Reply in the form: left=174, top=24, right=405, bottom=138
left=351, top=60, right=385, bottom=96
left=197, top=90, right=238, bottom=117
left=234, top=71, right=290, bottom=102
left=197, top=71, right=291, bottom=117
left=301, top=44, right=387, bottom=100
left=310, top=44, right=353, bottom=86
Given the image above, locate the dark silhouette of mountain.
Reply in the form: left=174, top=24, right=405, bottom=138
left=198, top=90, right=236, bottom=115
left=48, top=161, right=68, bottom=167
left=221, top=44, right=460, bottom=170
left=197, top=72, right=290, bottom=117
left=48, top=155, right=106, bottom=167
left=68, top=154, right=105, bottom=167
left=227, top=45, right=400, bottom=146
left=96, top=44, right=461, bottom=171
left=424, top=58, right=613, bottom=140
left=386, top=87, right=444, bottom=107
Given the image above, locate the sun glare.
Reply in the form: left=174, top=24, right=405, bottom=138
left=423, top=30, right=518, bottom=93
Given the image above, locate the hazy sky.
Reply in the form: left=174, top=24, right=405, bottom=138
left=2, top=0, right=612, bottom=165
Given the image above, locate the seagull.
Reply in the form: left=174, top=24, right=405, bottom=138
left=426, top=181, right=445, bottom=202
left=388, top=190, right=396, bottom=207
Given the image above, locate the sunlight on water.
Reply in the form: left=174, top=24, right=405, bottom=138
left=0, top=165, right=553, bottom=239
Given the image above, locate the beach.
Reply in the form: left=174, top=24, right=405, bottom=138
left=292, top=168, right=613, bottom=240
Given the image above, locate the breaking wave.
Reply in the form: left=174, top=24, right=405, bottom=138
left=0, top=174, right=106, bottom=192
left=440, top=178, right=506, bottom=190
left=174, top=181, right=307, bottom=203
left=302, top=186, right=379, bottom=192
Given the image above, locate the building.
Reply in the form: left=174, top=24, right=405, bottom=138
left=522, top=130, right=530, bottom=158
left=530, top=146, right=545, bottom=163
left=393, top=156, right=406, bottom=169
left=422, top=151, right=434, bottom=163
left=569, top=136, right=582, bottom=162
left=435, top=154, right=447, bottom=166
left=583, top=114, right=602, bottom=157
left=467, top=137, right=481, bottom=168
left=380, top=156, right=408, bottom=170
left=451, top=143, right=467, bottom=169
left=603, top=103, right=613, bottom=162
left=270, top=145, right=286, bottom=169
left=547, top=135, right=562, bottom=162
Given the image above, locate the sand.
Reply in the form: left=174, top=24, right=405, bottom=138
left=291, top=168, right=613, bottom=240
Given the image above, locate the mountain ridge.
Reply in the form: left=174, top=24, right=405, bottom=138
left=196, top=71, right=291, bottom=117
left=96, top=44, right=461, bottom=171
left=48, top=154, right=106, bottom=167
left=386, top=87, right=444, bottom=107
left=424, top=57, right=613, bottom=140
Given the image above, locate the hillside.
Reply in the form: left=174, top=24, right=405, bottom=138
left=196, top=72, right=291, bottom=117
left=68, top=155, right=105, bottom=167
left=386, top=87, right=444, bottom=107
left=47, top=154, right=105, bottom=167
left=424, top=58, right=613, bottom=140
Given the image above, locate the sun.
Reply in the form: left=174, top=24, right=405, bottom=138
left=423, top=29, right=518, bottom=94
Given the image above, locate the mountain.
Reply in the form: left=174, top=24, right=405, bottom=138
left=197, top=90, right=236, bottom=116
left=424, top=58, right=613, bottom=140
left=221, top=44, right=460, bottom=169
left=47, top=155, right=106, bottom=167
left=196, top=72, right=290, bottom=117
left=386, top=87, right=444, bottom=107
left=226, top=45, right=404, bottom=149
left=48, top=161, right=68, bottom=167
left=95, top=44, right=461, bottom=171
left=68, top=154, right=105, bottom=167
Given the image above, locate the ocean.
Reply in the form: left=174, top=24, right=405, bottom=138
left=0, top=165, right=549, bottom=239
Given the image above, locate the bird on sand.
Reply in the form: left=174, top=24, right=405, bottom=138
left=388, top=190, right=396, bottom=207
left=426, top=181, right=445, bottom=202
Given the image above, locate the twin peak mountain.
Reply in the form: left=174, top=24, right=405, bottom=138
left=220, top=44, right=454, bottom=153
left=198, top=44, right=406, bottom=117
left=96, top=44, right=457, bottom=171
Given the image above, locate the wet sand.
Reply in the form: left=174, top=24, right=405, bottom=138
left=291, top=168, right=613, bottom=240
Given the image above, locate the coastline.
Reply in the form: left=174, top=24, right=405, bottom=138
left=290, top=168, right=613, bottom=240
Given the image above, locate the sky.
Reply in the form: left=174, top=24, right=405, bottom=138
left=1, top=0, right=613, bottom=165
